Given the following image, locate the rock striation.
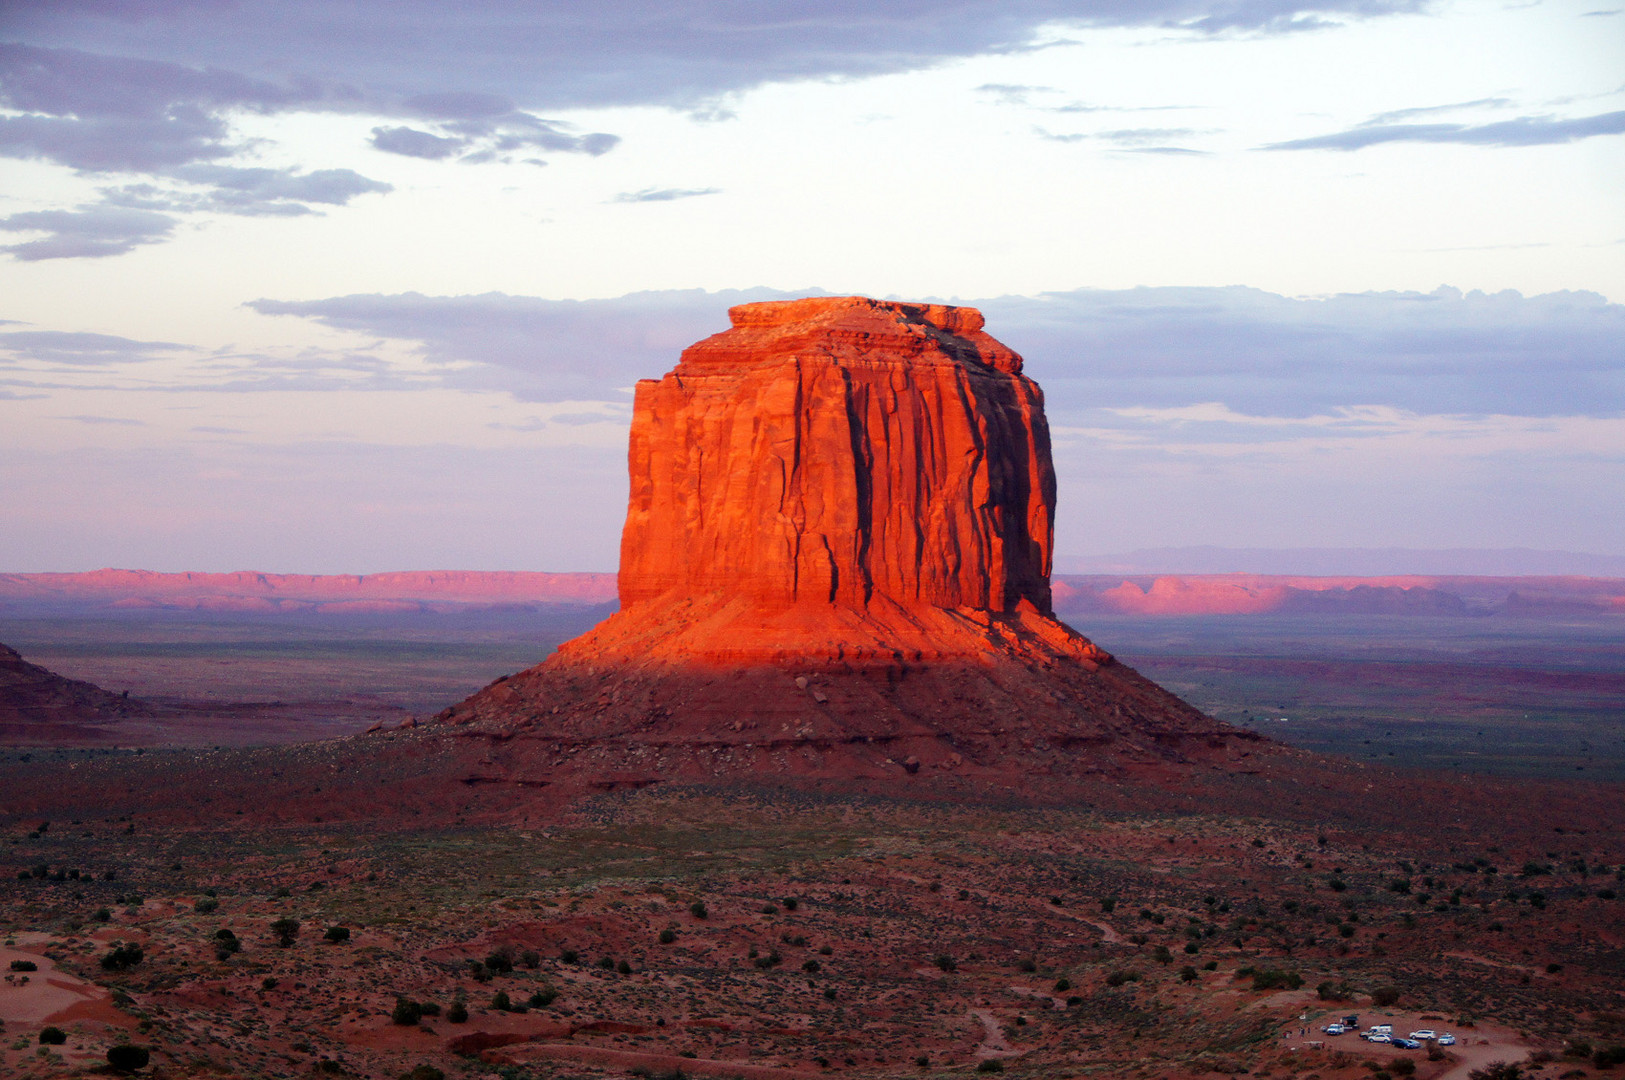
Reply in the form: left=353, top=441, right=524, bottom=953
left=432, top=298, right=1259, bottom=789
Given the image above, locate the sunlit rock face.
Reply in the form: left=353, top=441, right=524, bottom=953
left=432, top=296, right=1252, bottom=785
left=619, top=296, right=1056, bottom=616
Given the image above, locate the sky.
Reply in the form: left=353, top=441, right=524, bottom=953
left=1, top=0, right=1622, bottom=574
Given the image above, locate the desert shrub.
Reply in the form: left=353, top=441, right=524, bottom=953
left=9, top=959, right=37, bottom=971
left=1179, top=965, right=1198, bottom=982
left=933, top=954, right=957, bottom=973
left=467, top=961, right=491, bottom=982
left=391, top=997, right=423, bottom=1026
left=1593, top=1046, right=1625, bottom=1069
left=754, top=950, right=782, bottom=970
left=39, top=1026, right=67, bottom=1045
left=1251, top=969, right=1302, bottom=990
left=1054, top=977, right=1071, bottom=991
left=402, top=1067, right=444, bottom=1080
left=490, top=990, right=511, bottom=1012
left=1317, top=980, right=1353, bottom=1001
left=560, top=948, right=579, bottom=963
left=261, top=977, right=278, bottom=990
left=324, top=926, right=351, bottom=943
left=194, top=896, right=219, bottom=913
left=106, top=1044, right=150, bottom=1072
left=1600, top=888, right=1618, bottom=900
left=1018, top=958, right=1037, bottom=972
left=783, top=898, right=799, bottom=911
left=520, top=949, right=540, bottom=968
left=618, top=959, right=633, bottom=974
left=1105, top=970, right=1140, bottom=987
left=916, top=1056, right=930, bottom=1068
left=446, top=999, right=468, bottom=1023
left=1371, top=985, right=1402, bottom=1006
left=418, top=1001, right=441, bottom=1017
left=1328, top=878, right=1348, bottom=892
left=528, top=988, right=558, bottom=1008
left=1152, top=946, right=1172, bottom=964
left=761, top=904, right=779, bottom=915
left=93, top=907, right=112, bottom=922
left=802, top=959, right=821, bottom=973
left=1469, top=1064, right=1523, bottom=1080
left=690, top=901, right=708, bottom=919
left=485, top=946, right=515, bottom=973
left=823, top=987, right=837, bottom=1000
left=1184, top=941, right=1200, bottom=954
left=598, top=955, right=615, bottom=970
left=976, top=1059, right=1005, bottom=1073
left=101, top=943, right=144, bottom=970
left=659, top=928, right=677, bottom=944
left=1392, top=1059, right=1416, bottom=1076
left=270, top=917, right=301, bottom=947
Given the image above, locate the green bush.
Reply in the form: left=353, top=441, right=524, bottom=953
left=933, top=954, right=957, bottom=972
left=1054, top=977, right=1071, bottom=992
left=39, top=1026, right=67, bottom=1045
left=1179, top=965, right=1198, bottom=982
left=194, top=897, right=219, bottom=913
left=659, top=928, right=677, bottom=944
left=101, top=943, right=144, bottom=970
left=1371, top=985, right=1402, bottom=1006
left=270, top=917, right=301, bottom=947
left=975, top=1060, right=1005, bottom=1073
left=391, top=997, right=423, bottom=1026
left=690, top=901, right=708, bottom=919
left=446, top=1000, right=468, bottom=1024
left=528, top=988, right=558, bottom=1008
left=1250, top=969, right=1303, bottom=990
left=491, top=990, right=511, bottom=1012
left=324, top=926, right=351, bottom=943
left=8, top=959, right=37, bottom=972
left=1105, top=970, right=1140, bottom=987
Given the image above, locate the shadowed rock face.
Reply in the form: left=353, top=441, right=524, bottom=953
left=619, top=296, right=1055, bottom=615
left=0, top=641, right=143, bottom=728
left=434, top=297, right=1259, bottom=783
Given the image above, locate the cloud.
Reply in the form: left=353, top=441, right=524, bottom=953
left=10, top=2, right=1431, bottom=121
left=1266, top=109, right=1625, bottom=150
left=164, top=164, right=393, bottom=214
left=0, top=329, right=188, bottom=364
left=979, top=285, right=1625, bottom=419
left=56, top=414, right=147, bottom=426
left=0, top=204, right=177, bottom=260
left=244, top=284, right=1625, bottom=419
left=611, top=187, right=721, bottom=203
left=369, top=125, right=464, bottom=160
left=246, top=288, right=801, bottom=401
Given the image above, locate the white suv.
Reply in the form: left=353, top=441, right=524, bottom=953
left=1411, top=1030, right=1438, bottom=1041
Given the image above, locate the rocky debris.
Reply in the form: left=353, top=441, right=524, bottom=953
left=432, top=297, right=1262, bottom=785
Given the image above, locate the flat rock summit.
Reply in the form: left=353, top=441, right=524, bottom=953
left=433, top=297, right=1261, bottom=789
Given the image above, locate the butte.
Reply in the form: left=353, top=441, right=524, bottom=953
left=434, top=296, right=1262, bottom=791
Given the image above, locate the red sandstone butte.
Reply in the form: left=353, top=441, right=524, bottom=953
left=433, top=298, right=1256, bottom=785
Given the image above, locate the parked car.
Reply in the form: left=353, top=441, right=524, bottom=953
left=1366, top=1033, right=1392, bottom=1043
left=1372, top=1025, right=1394, bottom=1035
left=1438, top=1034, right=1457, bottom=1046
left=1392, top=1038, right=1422, bottom=1049
left=1324, top=1024, right=1347, bottom=1035
left=1410, top=1030, right=1438, bottom=1041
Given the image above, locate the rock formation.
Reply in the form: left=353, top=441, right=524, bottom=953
left=0, top=641, right=143, bottom=730
left=432, top=298, right=1258, bottom=789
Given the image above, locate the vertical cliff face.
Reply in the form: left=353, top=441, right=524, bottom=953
left=617, top=296, right=1056, bottom=615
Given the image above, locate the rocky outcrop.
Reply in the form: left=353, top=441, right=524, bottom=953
left=432, top=297, right=1260, bottom=785
left=0, top=641, right=143, bottom=727
left=619, top=296, right=1054, bottom=615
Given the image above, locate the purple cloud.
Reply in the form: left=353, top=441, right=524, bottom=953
left=0, top=204, right=177, bottom=260
left=1267, top=110, right=1625, bottom=150
left=370, top=126, right=466, bottom=160
left=0, top=329, right=187, bottom=364
left=244, top=285, right=1625, bottom=418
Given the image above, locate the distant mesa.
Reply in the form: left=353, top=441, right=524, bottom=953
left=433, top=297, right=1255, bottom=787
left=0, top=640, right=144, bottom=732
